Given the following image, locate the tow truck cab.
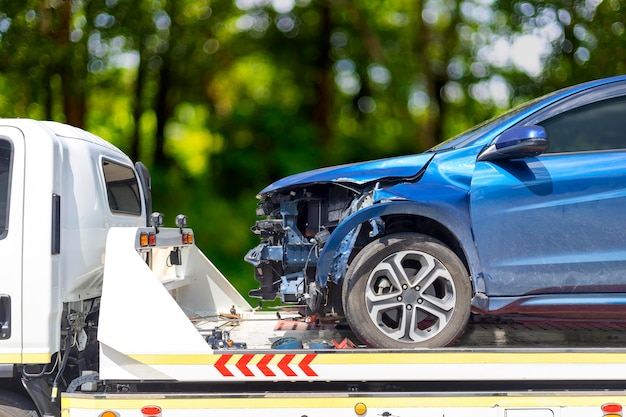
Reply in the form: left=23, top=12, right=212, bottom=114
left=0, top=119, right=149, bottom=414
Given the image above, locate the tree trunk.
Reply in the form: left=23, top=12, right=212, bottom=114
left=58, top=0, right=86, bottom=128
left=413, top=0, right=458, bottom=149
left=154, top=59, right=170, bottom=167
left=130, top=58, right=146, bottom=162
left=413, top=0, right=438, bottom=150
left=40, top=0, right=86, bottom=128
left=312, top=2, right=333, bottom=147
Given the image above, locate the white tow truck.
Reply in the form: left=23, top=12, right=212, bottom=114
left=1, top=118, right=626, bottom=417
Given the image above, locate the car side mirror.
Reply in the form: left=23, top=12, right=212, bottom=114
left=477, top=125, right=548, bottom=162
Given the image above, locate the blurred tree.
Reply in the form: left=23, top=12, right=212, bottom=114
left=495, top=0, right=626, bottom=94
left=1, top=0, right=625, bottom=296
left=0, top=0, right=87, bottom=125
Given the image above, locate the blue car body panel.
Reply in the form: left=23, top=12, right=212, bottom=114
left=259, top=153, right=436, bottom=196
left=249, top=75, right=626, bottom=319
left=471, top=151, right=626, bottom=296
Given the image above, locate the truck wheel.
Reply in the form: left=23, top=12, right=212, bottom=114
left=343, top=233, right=471, bottom=349
left=0, top=391, right=38, bottom=417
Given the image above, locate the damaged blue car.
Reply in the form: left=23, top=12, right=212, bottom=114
left=246, top=75, right=626, bottom=349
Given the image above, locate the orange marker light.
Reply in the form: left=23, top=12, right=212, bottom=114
left=99, top=411, right=119, bottom=417
left=140, top=233, right=149, bottom=247
left=354, top=402, right=367, bottom=416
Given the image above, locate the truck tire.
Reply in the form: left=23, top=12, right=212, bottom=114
left=343, top=233, right=471, bottom=349
left=0, top=391, right=38, bottom=417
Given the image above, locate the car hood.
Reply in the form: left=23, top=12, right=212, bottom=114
left=259, top=152, right=436, bottom=196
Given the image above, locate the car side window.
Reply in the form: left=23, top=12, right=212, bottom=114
left=0, top=139, right=11, bottom=238
left=102, top=159, right=142, bottom=216
left=539, top=96, right=626, bottom=153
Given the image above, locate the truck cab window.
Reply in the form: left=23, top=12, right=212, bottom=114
left=102, top=160, right=141, bottom=216
left=0, top=139, right=11, bottom=237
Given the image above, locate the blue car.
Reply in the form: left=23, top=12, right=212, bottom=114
left=245, top=75, right=626, bottom=348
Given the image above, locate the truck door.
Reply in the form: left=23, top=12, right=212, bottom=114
left=0, top=127, right=25, bottom=363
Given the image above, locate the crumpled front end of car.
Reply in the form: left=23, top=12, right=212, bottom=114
left=245, top=184, right=370, bottom=311
left=245, top=153, right=434, bottom=313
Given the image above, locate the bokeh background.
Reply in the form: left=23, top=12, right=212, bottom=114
left=0, top=0, right=624, bottom=301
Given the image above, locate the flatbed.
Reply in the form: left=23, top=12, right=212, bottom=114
left=215, top=312, right=626, bottom=350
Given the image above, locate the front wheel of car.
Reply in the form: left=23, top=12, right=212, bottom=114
left=342, top=233, right=471, bottom=349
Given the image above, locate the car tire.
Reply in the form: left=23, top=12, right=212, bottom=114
left=343, top=233, right=471, bottom=349
left=0, top=391, right=38, bottom=417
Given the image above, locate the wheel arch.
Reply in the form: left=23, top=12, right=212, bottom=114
left=381, top=213, right=467, bottom=271
left=315, top=200, right=480, bottom=289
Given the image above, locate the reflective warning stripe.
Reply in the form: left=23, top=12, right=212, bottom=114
left=0, top=353, right=51, bottom=364
left=127, top=351, right=626, bottom=366
left=127, top=352, right=318, bottom=378
left=0, top=354, right=21, bottom=363
left=214, top=353, right=317, bottom=377
left=119, top=350, right=626, bottom=382
left=308, top=351, right=626, bottom=365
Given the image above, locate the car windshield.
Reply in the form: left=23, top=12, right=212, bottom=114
left=430, top=92, right=555, bottom=152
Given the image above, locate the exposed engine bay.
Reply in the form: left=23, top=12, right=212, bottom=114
left=245, top=184, right=374, bottom=312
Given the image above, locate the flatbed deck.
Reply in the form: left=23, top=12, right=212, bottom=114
left=192, top=309, right=626, bottom=350
left=457, top=318, right=626, bottom=348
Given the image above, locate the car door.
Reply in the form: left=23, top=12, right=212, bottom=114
left=470, top=83, right=626, bottom=298
left=0, top=126, right=25, bottom=363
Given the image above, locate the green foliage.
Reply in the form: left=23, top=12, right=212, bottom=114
left=1, top=0, right=624, bottom=300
